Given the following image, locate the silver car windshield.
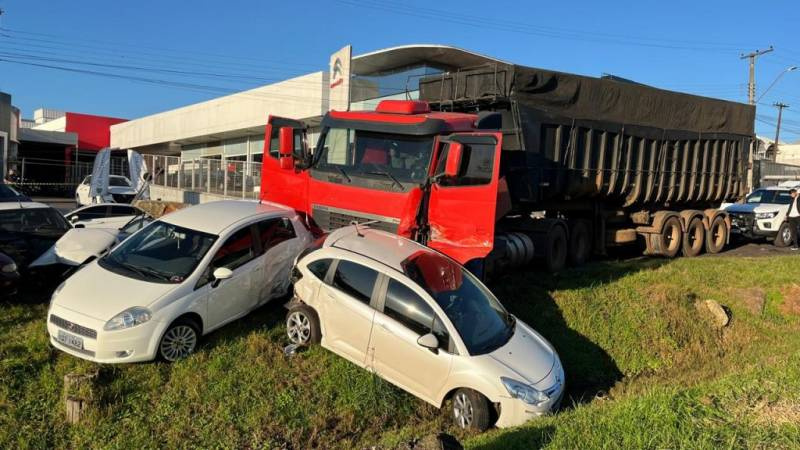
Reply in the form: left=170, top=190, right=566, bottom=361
left=99, top=221, right=216, bottom=283
left=402, top=251, right=514, bottom=355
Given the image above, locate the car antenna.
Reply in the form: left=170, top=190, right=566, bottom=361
left=350, top=220, right=379, bottom=237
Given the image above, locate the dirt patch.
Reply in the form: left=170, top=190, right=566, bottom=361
left=730, top=287, right=766, bottom=315
left=779, top=284, right=800, bottom=316
left=748, top=399, right=800, bottom=426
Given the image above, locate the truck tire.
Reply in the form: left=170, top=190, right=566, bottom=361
left=774, top=222, right=792, bottom=248
left=545, top=225, right=568, bottom=272
left=568, top=220, right=591, bottom=266
left=705, top=215, right=728, bottom=254
left=657, top=216, right=682, bottom=258
left=681, top=217, right=705, bottom=257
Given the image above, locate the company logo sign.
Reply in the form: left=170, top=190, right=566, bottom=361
left=330, top=58, right=344, bottom=88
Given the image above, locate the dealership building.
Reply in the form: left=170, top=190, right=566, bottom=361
left=110, top=45, right=504, bottom=164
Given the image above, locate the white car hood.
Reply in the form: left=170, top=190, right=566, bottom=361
left=488, top=320, right=556, bottom=385
left=53, top=262, right=177, bottom=321
left=30, top=228, right=120, bottom=267
left=725, top=203, right=784, bottom=214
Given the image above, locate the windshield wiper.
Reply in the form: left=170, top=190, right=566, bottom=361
left=117, top=261, right=171, bottom=281
left=335, top=166, right=352, bottom=183
left=366, top=170, right=404, bottom=190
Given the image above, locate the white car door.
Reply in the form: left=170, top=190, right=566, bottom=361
left=317, top=259, right=379, bottom=367
left=252, top=216, right=306, bottom=305
left=67, top=205, right=110, bottom=228
left=203, top=224, right=259, bottom=331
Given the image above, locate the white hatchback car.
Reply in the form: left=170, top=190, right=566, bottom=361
left=65, top=203, right=144, bottom=229
left=287, top=226, right=564, bottom=431
left=75, top=174, right=137, bottom=206
left=47, top=200, right=312, bottom=363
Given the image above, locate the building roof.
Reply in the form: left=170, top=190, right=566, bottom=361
left=352, top=44, right=506, bottom=75
left=159, top=200, right=293, bottom=235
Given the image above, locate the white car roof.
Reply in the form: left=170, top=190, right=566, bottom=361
left=0, top=201, right=51, bottom=211
left=325, top=226, right=437, bottom=272
left=159, top=200, right=293, bottom=235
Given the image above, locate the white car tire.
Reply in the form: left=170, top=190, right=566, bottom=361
left=451, top=388, right=491, bottom=431
left=157, top=318, right=200, bottom=362
left=286, top=304, right=321, bottom=345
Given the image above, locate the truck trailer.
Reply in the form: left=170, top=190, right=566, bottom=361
left=260, top=62, right=755, bottom=274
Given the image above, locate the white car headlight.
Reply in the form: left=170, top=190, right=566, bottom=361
left=104, top=307, right=152, bottom=331
left=755, top=211, right=778, bottom=219
left=501, top=376, right=549, bottom=405
left=1, top=262, right=17, bottom=273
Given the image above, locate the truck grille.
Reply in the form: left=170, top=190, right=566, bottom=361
left=312, top=204, right=400, bottom=233
left=50, top=314, right=98, bottom=339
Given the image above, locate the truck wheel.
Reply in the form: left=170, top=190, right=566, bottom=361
left=657, top=217, right=682, bottom=258
left=705, top=215, right=728, bottom=254
left=774, top=222, right=792, bottom=248
left=681, top=217, right=705, bottom=257
left=568, top=220, right=591, bottom=266
left=545, top=225, right=567, bottom=272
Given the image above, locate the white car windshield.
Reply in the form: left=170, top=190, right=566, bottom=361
left=402, top=251, right=514, bottom=355
left=109, top=176, right=132, bottom=187
left=746, top=189, right=792, bottom=205
left=99, top=221, right=216, bottom=283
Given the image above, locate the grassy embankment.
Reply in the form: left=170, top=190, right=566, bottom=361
left=1, top=255, right=799, bottom=448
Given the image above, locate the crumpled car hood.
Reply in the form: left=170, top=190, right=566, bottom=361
left=30, top=228, right=119, bottom=267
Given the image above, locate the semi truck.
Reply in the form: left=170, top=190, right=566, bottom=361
left=259, top=62, right=755, bottom=274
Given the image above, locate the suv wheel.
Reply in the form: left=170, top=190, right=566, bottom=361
left=774, top=222, right=792, bottom=247
left=451, top=388, right=491, bottom=431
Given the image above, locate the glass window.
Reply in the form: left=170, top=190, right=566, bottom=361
left=109, top=176, right=131, bottom=187
left=71, top=206, right=109, bottom=221
left=0, top=207, right=70, bottom=234
left=332, top=260, right=377, bottom=304
left=210, top=226, right=257, bottom=271
left=308, top=258, right=332, bottom=280
left=99, top=221, right=217, bottom=284
left=268, top=126, right=305, bottom=160
left=746, top=189, right=792, bottom=205
left=109, top=205, right=136, bottom=216
left=435, top=142, right=496, bottom=186
left=384, top=279, right=435, bottom=336
left=257, top=217, right=296, bottom=253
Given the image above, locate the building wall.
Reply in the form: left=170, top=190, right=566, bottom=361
left=776, top=144, right=800, bottom=167
left=111, top=71, right=329, bottom=149
left=65, top=112, right=127, bottom=150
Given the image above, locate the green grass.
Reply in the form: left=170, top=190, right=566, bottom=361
left=1, top=255, right=799, bottom=448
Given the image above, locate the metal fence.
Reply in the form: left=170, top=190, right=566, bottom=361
left=143, top=154, right=261, bottom=199
left=5, top=157, right=128, bottom=197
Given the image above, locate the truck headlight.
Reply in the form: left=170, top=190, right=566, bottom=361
left=104, top=307, right=152, bottom=331
left=755, top=211, right=778, bottom=219
left=501, top=377, right=549, bottom=405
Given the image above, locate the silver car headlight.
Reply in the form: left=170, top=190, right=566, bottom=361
left=755, top=211, right=778, bottom=219
left=104, top=307, right=152, bottom=331
left=1, top=262, right=17, bottom=273
left=501, top=377, right=549, bottom=405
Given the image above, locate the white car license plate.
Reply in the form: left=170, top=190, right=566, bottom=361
left=57, top=330, right=84, bottom=350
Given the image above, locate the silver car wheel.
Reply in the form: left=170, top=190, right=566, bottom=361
left=453, top=392, right=474, bottom=429
left=287, top=311, right=311, bottom=344
left=782, top=225, right=792, bottom=243
left=160, top=325, right=197, bottom=361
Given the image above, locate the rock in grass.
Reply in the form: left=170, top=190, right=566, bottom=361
left=695, top=299, right=731, bottom=328
left=409, top=433, right=462, bottom=450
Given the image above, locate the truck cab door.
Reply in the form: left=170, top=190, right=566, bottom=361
left=426, top=133, right=503, bottom=266
left=261, top=116, right=309, bottom=212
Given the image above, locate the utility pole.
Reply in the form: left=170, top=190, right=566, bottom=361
left=740, top=46, right=774, bottom=105
left=773, top=102, right=789, bottom=161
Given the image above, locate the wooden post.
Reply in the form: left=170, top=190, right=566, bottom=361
left=63, top=371, right=99, bottom=424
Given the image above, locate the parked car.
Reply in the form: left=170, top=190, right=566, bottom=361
left=47, top=200, right=312, bottom=363
left=0, top=183, right=31, bottom=202
left=0, top=251, right=21, bottom=297
left=65, top=203, right=144, bottom=229
left=75, top=175, right=137, bottom=206
left=287, top=226, right=564, bottom=431
left=31, top=213, right=153, bottom=268
left=725, top=184, right=799, bottom=246
left=0, top=201, right=71, bottom=286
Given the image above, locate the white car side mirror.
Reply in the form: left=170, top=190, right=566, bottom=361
left=417, top=333, right=439, bottom=352
left=69, top=215, right=80, bottom=223
left=213, top=267, right=233, bottom=281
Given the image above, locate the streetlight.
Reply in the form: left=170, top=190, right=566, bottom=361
left=756, top=66, right=798, bottom=103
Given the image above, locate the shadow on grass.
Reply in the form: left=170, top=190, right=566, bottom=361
left=471, top=425, right=556, bottom=450
left=489, top=257, right=669, bottom=406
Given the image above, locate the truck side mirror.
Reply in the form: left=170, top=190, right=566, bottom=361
left=279, top=127, right=295, bottom=170
left=444, top=142, right=464, bottom=178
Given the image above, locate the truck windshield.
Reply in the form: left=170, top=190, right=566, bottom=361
left=746, top=189, right=792, bottom=204
left=312, top=128, right=434, bottom=190
left=401, top=250, right=515, bottom=355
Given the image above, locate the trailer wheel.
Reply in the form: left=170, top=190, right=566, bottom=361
left=657, top=217, right=682, bottom=258
left=681, top=217, right=705, bottom=257
left=545, top=225, right=568, bottom=272
left=568, top=220, right=591, bottom=266
left=705, top=215, right=728, bottom=254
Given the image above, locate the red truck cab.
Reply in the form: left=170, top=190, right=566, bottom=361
left=260, top=100, right=507, bottom=268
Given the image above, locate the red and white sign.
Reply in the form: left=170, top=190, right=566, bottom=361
left=329, top=45, right=352, bottom=112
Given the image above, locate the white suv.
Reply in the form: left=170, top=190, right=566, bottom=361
left=287, top=226, right=564, bottom=431
left=47, top=200, right=312, bottom=363
left=725, top=185, right=797, bottom=246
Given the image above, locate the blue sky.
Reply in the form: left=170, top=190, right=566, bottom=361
left=1, top=0, right=799, bottom=141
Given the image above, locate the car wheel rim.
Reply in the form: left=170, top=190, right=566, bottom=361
left=287, top=312, right=311, bottom=344
left=782, top=227, right=791, bottom=242
left=160, top=325, right=197, bottom=361
left=453, top=393, right=473, bottom=428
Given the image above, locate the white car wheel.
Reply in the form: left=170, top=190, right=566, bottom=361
left=158, top=322, right=198, bottom=362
